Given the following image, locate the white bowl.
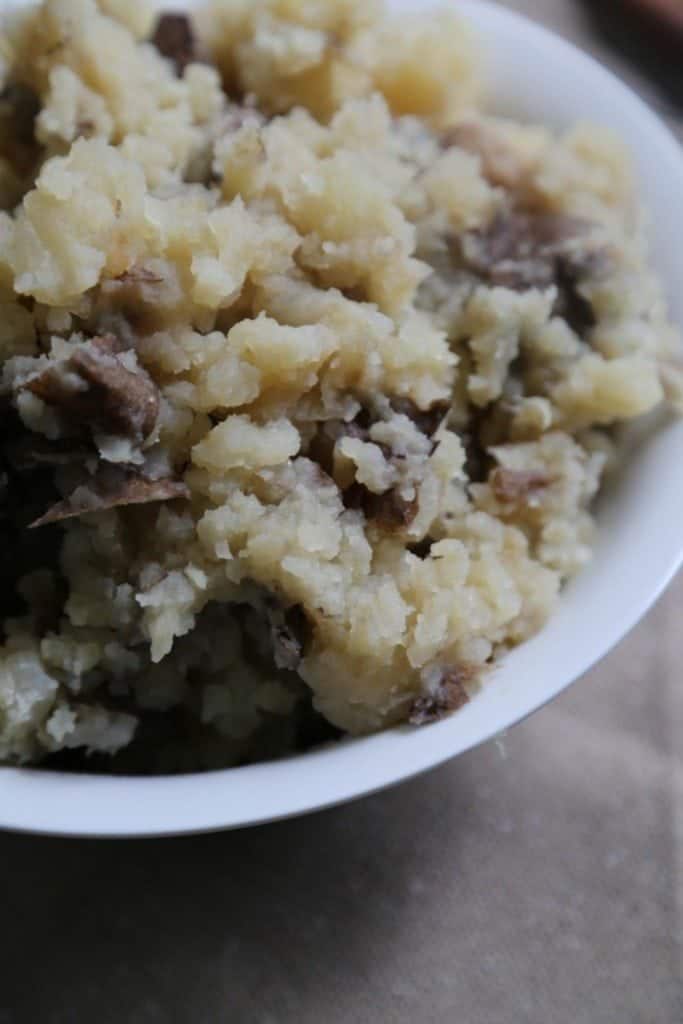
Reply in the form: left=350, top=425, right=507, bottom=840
left=2, top=0, right=683, bottom=837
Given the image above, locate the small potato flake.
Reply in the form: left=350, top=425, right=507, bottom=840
left=490, top=468, right=552, bottom=505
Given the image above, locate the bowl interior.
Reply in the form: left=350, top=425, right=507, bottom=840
left=2, top=0, right=683, bottom=836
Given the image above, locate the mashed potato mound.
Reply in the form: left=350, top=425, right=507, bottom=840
left=0, top=0, right=680, bottom=772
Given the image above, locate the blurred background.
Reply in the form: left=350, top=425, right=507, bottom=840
left=500, top=0, right=683, bottom=123
left=0, top=3, right=681, bottom=1023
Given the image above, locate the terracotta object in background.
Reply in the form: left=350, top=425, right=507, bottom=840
left=584, top=0, right=683, bottom=112
left=625, top=0, right=683, bottom=35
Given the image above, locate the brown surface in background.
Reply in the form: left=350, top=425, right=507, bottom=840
left=0, top=3, right=681, bottom=1022
left=577, top=0, right=683, bottom=111
left=627, top=0, right=683, bottom=34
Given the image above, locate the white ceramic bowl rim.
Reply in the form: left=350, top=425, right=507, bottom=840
left=2, top=0, right=683, bottom=837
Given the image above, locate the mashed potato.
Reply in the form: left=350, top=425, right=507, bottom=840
left=0, top=0, right=679, bottom=772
